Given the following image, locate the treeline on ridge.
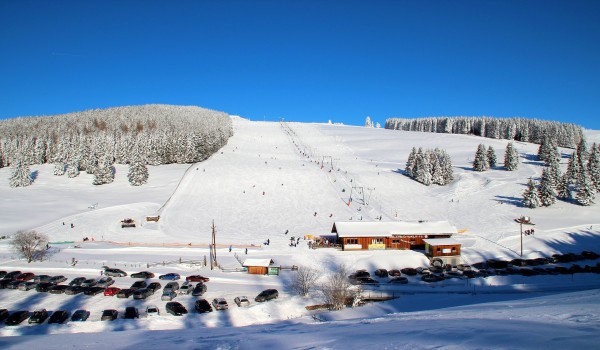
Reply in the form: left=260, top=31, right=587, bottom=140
left=385, top=116, right=583, bottom=148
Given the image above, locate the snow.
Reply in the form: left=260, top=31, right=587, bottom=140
left=0, top=118, right=599, bottom=348
left=334, top=220, right=458, bottom=237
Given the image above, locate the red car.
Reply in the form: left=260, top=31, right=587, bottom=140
left=104, top=287, right=121, bottom=296
left=15, top=272, right=35, bottom=281
left=186, top=275, right=210, bottom=282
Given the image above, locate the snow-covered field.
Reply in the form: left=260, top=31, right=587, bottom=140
left=0, top=117, right=599, bottom=349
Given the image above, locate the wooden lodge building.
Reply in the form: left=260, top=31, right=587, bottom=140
left=242, top=258, right=280, bottom=275
left=332, top=221, right=459, bottom=251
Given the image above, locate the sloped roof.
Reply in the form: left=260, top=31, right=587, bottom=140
left=243, top=258, right=274, bottom=267
left=423, top=238, right=461, bottom=246
left=332, top=221, right=458, bottom=238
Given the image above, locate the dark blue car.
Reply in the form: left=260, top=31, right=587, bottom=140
left=158, top=273, right=180, bottom=280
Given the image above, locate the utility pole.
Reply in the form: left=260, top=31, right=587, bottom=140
left=210, top=220, right=217, bottom=270
left=514, top=216, right=535, bottom=257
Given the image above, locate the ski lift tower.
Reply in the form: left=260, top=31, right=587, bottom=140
left=514, top=216, right=535, bottom=257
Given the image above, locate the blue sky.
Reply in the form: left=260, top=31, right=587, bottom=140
left=1, top=1, right=599, bottom=129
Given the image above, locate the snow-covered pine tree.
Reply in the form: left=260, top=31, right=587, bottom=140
left=575, top=167, right=595, bottom=206
left=504, top=142, right=519, bottom=171
left=127, top=147, right=149, bottom=186
left=566, top=151, right=581, bottom=183
left=364, top=116, right=374, bottom=128
left=522, top=178, right=541, bottom=208
left=53, top=162, right=66, bottom=176
left=547, top=156, right=561, bottom=185
left=414, top=151, right=432, bottom=186
left=487, top=145, right=497, bottom=168
left=67, top=160, right=80, bottom=178
left=556, top=174, right=573, bottom=201
left=375, top=122, right=381, bottom=128
left=9, top=159, right=32, bottom=188
left=587, top=143, right=600, bottom=192
left=576, top=136, right=589, bottom=165
left=440, top=150, right=454, bottom=185
left=405, top=147, right=417, bottom=177
left=473, top=144, right=489, bottom=172
left=538, top=167, right=556, bottom=207
left=92, top=157, right=115, bottom=185
left=431, top=155, right=444, bottom=185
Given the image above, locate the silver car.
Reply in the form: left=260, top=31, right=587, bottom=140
left=97, top=277, right=115, bottom=288
left=212, top=298, right=229, bottom=310
left=161, top=290, right=177, bottom=301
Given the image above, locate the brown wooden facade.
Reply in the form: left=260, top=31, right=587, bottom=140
left=340, top=234, right=452, bottom=251
left=424, top=241, right=461, bottom=257
left=247, top=266, right=268, bottom=275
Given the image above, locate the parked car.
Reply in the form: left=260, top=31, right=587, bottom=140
left=69, top=277, right=87, bottom=286
left=421, top=274, right=445, bottom=283
left=130, top=280, right=147, bottom=290
left=18, top=281, right=37, bottom=291
left=178, top=281, right=192, bottom=295
left=29, top=309, right=49, bottom=324
left=212, top=298, right=229, bottom=310
left=186, top=275, right=210, bottom=282
left=48, top=310, right=70, bottom=324
left=124, top=306, right=139, bottom=319
left=48, top=285, right=70, bottom=294
left=65, top=285, right=86, bottom=295
left=163, top=281, right=180, bottom=293
left=400, top=268, right=418, bottom=276
left=33, top=274, right=51, bottom=283
left=195, top=299, right=213, bottom=313
left=36, top=282, right=54, bottom=292
left=388, top=277, right=409, bottom=284
left=117, top=288, right=135, bottom=298
left=104, top=287, right=121, bottom=296
left=81, top=278, right=97, bottom=287
left=49, top=275, right=67, bottom=284
left=255, top=289, right=279, bottom=302
left=97, top=276, right=115, bottom=288
left=161, top=290, right=177, bottom=301
left=374, top=269, right=388, bottom=278
left=146, top=305, right=160, bottom=317
left=166, top=302, right=188, bottom=316
left=101, top=309, right=118, bottom=321
left=159, top=273, right=180, bottom=280
left=71, top=309, right=90, bottom=322
left=15, top=272, right=35, bottom=281
left=147, top=282, right=161, bottom=293
left=84, top=286, right=105, bottom=296
left=192, top=283, right=207, bottom=296
left=0, top=309, right=9, bottom=322
left=234, top=296, right=250, bottom=307
left=7, top=280, right=22, bottom=289
left=349, top=270, right=370, bottom=279
left=133, top=288, right=153, bottom=300
left=0, top=271, right=6, bottom=278
left=388, top=269, right=401, bottom=277
left=4, top=271, right=22, bottom=280
left=0, top=279, right=12, bottom=289
left=353, top=277, right=379, bottom=285
left=5, top=310, right=29, bottom=325
left=131, top=271, right=155, bottom=279
left=104, top=268, right=127, bottom=277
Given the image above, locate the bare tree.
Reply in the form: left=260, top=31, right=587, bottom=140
left=319, top=264, right=362, bottom=311
left=10, top=230, right=49, bottom=263
left=292, top=265, right=319, bottom=297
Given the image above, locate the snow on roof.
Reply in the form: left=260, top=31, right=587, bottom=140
left=423, top=238, right=462, bottom=246
left=333, top=221, right=458, bottom=238
left=242, top=258, right=274, bottom=267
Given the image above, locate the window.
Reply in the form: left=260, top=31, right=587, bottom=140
left=392, top=239, right=401, bottom=244
left=451, top=247, right=456, bottom=252
left=346, top=238, right=358, bottom=244
left=371, top=238, right=383, bottom=244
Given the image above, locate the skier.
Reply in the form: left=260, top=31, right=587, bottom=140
left=245, top=248, right=248, bottom=255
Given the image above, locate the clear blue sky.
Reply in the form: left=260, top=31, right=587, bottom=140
left=1, top=0, right=599, bottom=129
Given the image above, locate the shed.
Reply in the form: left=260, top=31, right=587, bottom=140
left=242, top=258, right=280, bottom=275
left=423, top=238, right=461, bottom=257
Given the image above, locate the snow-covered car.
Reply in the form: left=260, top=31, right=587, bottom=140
left=101, top=309, right=118, bottom=321
left=212, top=298, right=228, bottom=310
left=161, top=290, right=177, bottom=301
left=159, top=273, right=180, bottom=280
left=163, top=281, right=179, bottom=293
left=104, top=268, right=127, bottom=277
left=97, top=277, right=115, bottom=288
left=234, top=296, right=250, bottom=307
left=146, top=305, right=160, bottom=317
left=178, top=281, right=192, bottom=295
left=49, top=275, right=67, bottom=284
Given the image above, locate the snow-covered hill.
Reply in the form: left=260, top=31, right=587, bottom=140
left=0, top=118, right=599, bottom=348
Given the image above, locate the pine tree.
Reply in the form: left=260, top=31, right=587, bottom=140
left=587, top=143, right=600, bottom=192
left=415, top=151, right=432, bottom=186
left=504, top=142, right=519, bottom=171
left=473, top=144, right=489, bottom=171
left=364, top=116, right=374, bottom=128
left=576, top=136, right=589, bottom=165
left=487, top=145, right=497, bottom=168
left=431, top=155, right=444, bottom=185
left=53, top=162, right=66, bottom=176
left=556, top=174, right=573, bottom=201
left=92, top=157, right=115, bottom=185
left=575, top=168, right=595, bottom=206
left=9, top=159, right=32, bottom=188
left=441, top=150, right=454, bottom=185
left=522, top=178, right=541, bottom=208
left=67, top=161, right=80, bottom=178
left=566, top=152, right=581, bottom=183
left=538, top=168, right=556, bottom=207
left=405, top=147, right=417, bottom=178
left=127, top=150, right=149, bottom=186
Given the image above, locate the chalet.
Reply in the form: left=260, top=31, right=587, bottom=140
left=332, top=221, right=458, bottom=251
left=423, top=238, right=462, bottom=265
left=242, top=258, right=280, bottom=275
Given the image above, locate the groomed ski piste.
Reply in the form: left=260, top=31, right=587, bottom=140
left=0, top=116, right=599, bottom=349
